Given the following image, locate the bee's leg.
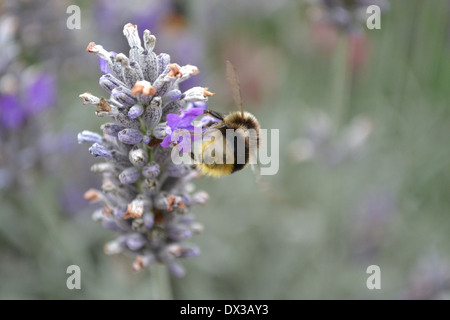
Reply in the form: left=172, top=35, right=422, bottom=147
left=204, top=109, right=224, bottom=121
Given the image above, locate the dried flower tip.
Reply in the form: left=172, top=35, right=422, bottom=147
left=102, top=205, right=114, bottom=216
left=86, top=42, right=112, bottom=61
left=96, top=98, right=111, bottom=113
left=167, top=195, right=186, bottom=212
left=124, top=198, right=144, bottom=219
left=203, top=88, right=215, bottom=97
left=143, top=29, right=156, bottom=52
left=123, top=23, right=142, bottom=48
left=191, top=222, right=204, bottom=234
left=166, top=244, right=184, bottom=257
left=183, top=87, right=215, bottom=102
left=104, top=238, right=125, bottom=255
left=180, top=64, right=199, bottom=77
left=84, top=189, right=102, bottom=203
left=132, top=254, right=154, bottom=272
left=192, top=191, right=209, bottom=205
left=132, top=255, right=145, bottom=272
left=115, top=53, right=130, bottom=67
left=79, top=92, right=100, bottom=105
left=86, top=42, right=98, bottom=53
left=131, top=80, right=156, bottom=96
left=168, top=63, right=182, bottom=78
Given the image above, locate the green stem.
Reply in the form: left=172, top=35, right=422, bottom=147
left=331, top=34, right=351, bottom=130
left=152, top=263, right=173, bottom=300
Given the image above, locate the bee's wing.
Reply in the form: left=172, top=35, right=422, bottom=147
left=226, top=60, right=244, bottom=117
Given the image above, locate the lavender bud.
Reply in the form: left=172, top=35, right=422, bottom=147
left=114, top=208, right=126, bottom=218
left=91, top=162, right=115, bottom=173
left=112, top=87, right=137, bottom=107
left=104, top=236, right=127, bottom=255
left=143, top=97, right=162, bottom=130
left=140, top=50, right=158, bottom=82
left=131, top=218, right=145, bottom=232
left=168, top=262, right=186, bottom=278
left=162, top=101, right=181, bottom=121
left=158, top=53, right=170, bottom=77
left=128, top=104, right=144, bottom=119
left=143, top=213, right=154, bottom=228
left=142, top=162, right=160, bottom=179
left=119, top=167, right=140, bottom=184
left=99, top=74, right=126, bottom=94
left=191, top=222, right=204, bottom=234
left=118, top=128, right=143, bottom=145
left=78, top=130, right=102, bottom=144
left=168, top=225, right=192, bottom=241
left=166, top=164, right=190, bottom=177
left=180, top=245, right=201, bottom=258
left=89, top=143, right=113, bottom=159
left=153, top=123, right=168, bottom=139
left=101, top=122, right=125, bottom=136
left=102, top=218, right=122, bottom=232
left=115, top=113, right=141, bottom=129
left=126, top=233, right=146, bottom=251
left=129, top=145, right=148, bottom=167
left=143, top=135, right=151, bottom=144
left=154, top=146, right=172, bottom=163
left=164, top=89, right=182, bottom=103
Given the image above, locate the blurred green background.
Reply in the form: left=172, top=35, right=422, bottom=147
left=1, top=0, right=449, bottom=299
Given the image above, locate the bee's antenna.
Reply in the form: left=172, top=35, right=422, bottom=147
left=226, top=60, right=244, bottom=117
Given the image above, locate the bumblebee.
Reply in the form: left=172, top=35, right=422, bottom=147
left=193, top=61, right=261, bottom=177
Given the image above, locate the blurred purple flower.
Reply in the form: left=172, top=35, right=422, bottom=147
left=25, top=73, right=56, bottom=115
left=350, top=190, right=396, bottom=259
left=0, top=72, right=56, bottom=130
left=0, top=94, right=25, bottom=129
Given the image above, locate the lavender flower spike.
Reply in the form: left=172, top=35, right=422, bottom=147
left=79, top=23, right=213, bottom=276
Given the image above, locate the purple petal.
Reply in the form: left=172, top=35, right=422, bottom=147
left=0, top=94, right=26, bottom=129
left=183, top=107, right=205, bottom=117
left=99, top=57, right=110, bottom=74
left=166, top=113, right=181, bottom=130
left=177, top=108, right=204, bottom=129
left=160, top=135, right=172, bottom=148
left=98, top=51, right=116, bottom=74
left=25, top=73, right=56, bottom=114
left=177, top=133, right=192, bottom=153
